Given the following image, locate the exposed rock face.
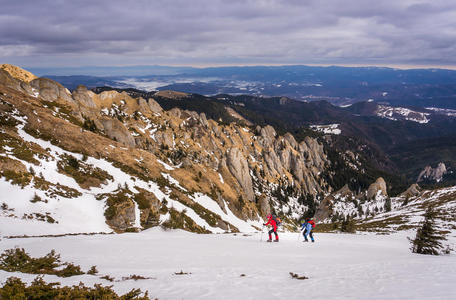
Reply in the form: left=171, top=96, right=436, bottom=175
left=0, top=64, right=37, bottom=82
left=314, top=194, right=334, bottom=221
left=400, top=184, right=421, bottom=198
left=0, top=156, right=27, bottom=174
left=417, top=162, right=447, bottom=183
left=226, top=147, right=255, bottom=202
left=106, top=200, right=136, bottom=231
left=30, top=78, right=74, bottom=105
left=367, top=177, right=387, bottom=199
left=72, top=85, right=97, bottom=108
left=0, top=69, right=26, bottom=92
left=314, top=184, right=353, bottom=221
left=100, top=119, right=135, bottom=147
left=147, top=98, right=163, bottom=114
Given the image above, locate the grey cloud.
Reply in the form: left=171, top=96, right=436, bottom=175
left=1, top=0, right=456, bottom=67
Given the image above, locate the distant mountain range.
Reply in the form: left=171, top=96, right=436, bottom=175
left=35, top=65, right=456, bottom=109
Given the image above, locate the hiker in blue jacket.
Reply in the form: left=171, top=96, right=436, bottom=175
left=301, top=218, right=315, bottom=242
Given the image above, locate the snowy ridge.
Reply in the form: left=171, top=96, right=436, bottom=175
left=325, top=184, right=456, bottom=246
left=425, top=107, right=456, bottom=117
left=376, top=105, right=430, bottom=123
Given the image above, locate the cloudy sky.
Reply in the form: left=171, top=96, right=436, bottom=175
left=1, top=0, right=456, bottom=68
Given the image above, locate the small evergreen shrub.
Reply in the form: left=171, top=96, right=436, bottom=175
left=0, top=248, right=85, bottom=277
left=0, top=276, right=150, bottom=299
left=87, top=265, right=98, bottom=275
left=340, top=217, right=356, bottom=233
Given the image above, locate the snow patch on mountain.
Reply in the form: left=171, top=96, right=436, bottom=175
left=425, top=107, right=456, bottom=117
left=309, top=124, right=341, bottom=135
left=376, top=105, right=430, bottom=123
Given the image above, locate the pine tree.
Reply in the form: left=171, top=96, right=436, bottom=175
left=384, top=197, right=392, bottom=212
left=341, top=216, right=356, bottom=233
left=410, top=207, right=446, bottom=255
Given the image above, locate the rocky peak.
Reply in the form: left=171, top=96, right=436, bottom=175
left=0, top=64, right=37, bottom=82
left=30, top=77, right=74, bottom=105
left=417, top=162, right=447, bottom=183
left=400, top=184, right=421, bottom=198
left=367, top=177, right=388, bottom=199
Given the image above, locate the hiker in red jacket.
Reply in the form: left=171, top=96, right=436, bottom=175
left=264, top=214, right=279, bottom=242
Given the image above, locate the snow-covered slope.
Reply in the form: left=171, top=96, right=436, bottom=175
left=1, top=230, right=455, bottom=299
left=0, top=109, right=261, bottom=237
left=376, top=105, right=430, bottom=123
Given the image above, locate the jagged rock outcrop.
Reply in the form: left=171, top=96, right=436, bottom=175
left=147, top=98, right=163, bottom=114
left=100, top=119, right=136, bottom=147
left=314, top=184, right=353, bottom=221
left=225, top=147, right=255, bottom=202
left=400, top=184, right=421, bottom=198
left=106, top=200, right=136, bottom=231
left=417, top=162, right=447, bottom=183
left=314, top=194, right=334, bottom=221
left=367, top=177, right=387, bottom=199
left=72, top=85, right=97, bottom=108
left=0, top=64, right=37, bottom=82
left=0, top=69, right=33, bottom=94
left=30, top=78, right=74, bottom=105
left=0, top=64, right=335, bottom=233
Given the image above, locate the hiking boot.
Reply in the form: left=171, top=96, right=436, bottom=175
left=304, top=239, right=308, bottom=242
left=273, top=240, right=279, bottom=242
left=266, top=239, right=272, bottom=242
left=311, top=240, right=315, bottom=243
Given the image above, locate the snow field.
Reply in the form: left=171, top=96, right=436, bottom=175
left=1, top=230, right=455, bottom=300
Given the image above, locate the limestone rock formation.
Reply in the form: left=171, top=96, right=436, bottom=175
left=106, top=200, right=136, bottom=231
left=367, top=177, right=387, bottom=199
left=0, top=64, right=37, bottom=82
left=417, top=162, right=447, bottom=183
left=100, top=119, right=136, bottom=147
left=226, top=147, right=255, bottom=202
left=30, top=78, right=74, bottom=105
left=72, top=85, right=97, bottom=108
left=147, top=98, right=163, bottom=114
left=400, top=184, right=421, bottom=198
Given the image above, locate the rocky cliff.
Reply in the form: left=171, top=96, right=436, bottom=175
left=417, top=162, right=447, bottom=183
left=0, top=66, right=332, bottom=234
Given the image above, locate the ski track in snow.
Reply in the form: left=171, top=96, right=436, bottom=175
left=0, top=231, right=455, bottom=300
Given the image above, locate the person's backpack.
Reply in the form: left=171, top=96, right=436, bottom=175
left=272, top=215, right=282, bottom=226
left=309, top=220, right=316, bottom=228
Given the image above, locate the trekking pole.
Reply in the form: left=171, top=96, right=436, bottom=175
left=260, top=224, right=264, bottom=242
